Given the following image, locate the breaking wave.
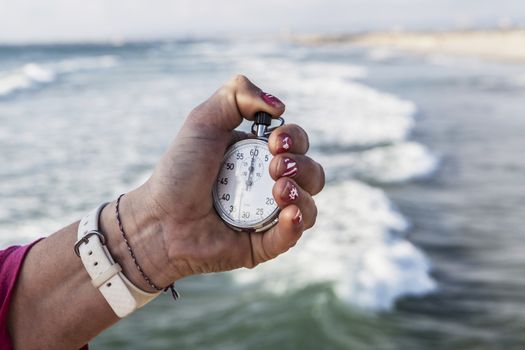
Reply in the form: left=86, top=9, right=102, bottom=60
left=0, top=55, right=118, bottom=97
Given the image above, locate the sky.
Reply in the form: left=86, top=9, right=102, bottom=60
left=0, top=0, right=524, bottom=43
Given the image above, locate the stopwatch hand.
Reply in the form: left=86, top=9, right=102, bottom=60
left=246, top=154, right=256, bottom=190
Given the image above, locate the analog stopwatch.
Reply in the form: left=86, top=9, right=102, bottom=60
left=213, top=112, right=284, bottom=232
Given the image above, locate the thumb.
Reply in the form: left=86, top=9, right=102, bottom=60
left=188, top=75, right=285, bottom=133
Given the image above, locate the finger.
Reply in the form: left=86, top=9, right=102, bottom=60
left=189, top=74, right=286, bottom=132
left=250, top=204, right=304, bottom=264
left=268, top=124, right=309, bottom=155
left=272, top=178, right=317, bottom=229
left=269, top=154, right=325, bottom=195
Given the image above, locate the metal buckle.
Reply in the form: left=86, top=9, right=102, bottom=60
left=74, top=230, right=106, bottom=257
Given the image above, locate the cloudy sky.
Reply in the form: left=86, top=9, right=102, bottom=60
left=0, top=0, right=524, bottom=43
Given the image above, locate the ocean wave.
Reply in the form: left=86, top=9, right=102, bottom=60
left=232, top=180, right=436, bottom=311
left=237, top=58, right=415, bottom=147
left=319, top=141, right=438, bottom=184
left=230, top=51, right=437, bottom=311
left=299, top=79, right=416, bottom=147
left=0, top=218, right=66, bottom=247
left=0, top=55, right=119, bottom=98
left=0, top=63, right=56, bottom=97
left=0, top=41, right=437, bottom=313
left=367, top=48, right=400, bottom=62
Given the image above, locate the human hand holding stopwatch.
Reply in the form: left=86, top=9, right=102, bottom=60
left=124, top=75, right=325, bottom=286
left=4, top=75, right=324, bottom=350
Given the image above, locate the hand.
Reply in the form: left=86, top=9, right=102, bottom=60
left=6, top=75, right=325, bottom=350
left=106, top=75, right=325, bottom=290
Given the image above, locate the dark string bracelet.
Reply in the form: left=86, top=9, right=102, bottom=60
left=116, top=193, right=180, bottom=300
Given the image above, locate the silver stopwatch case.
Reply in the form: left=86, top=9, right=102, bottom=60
left=212, top=113, right=284, bottom=233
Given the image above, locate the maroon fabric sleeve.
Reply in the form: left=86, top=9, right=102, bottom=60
left=0, top=239, right=88, bottom=350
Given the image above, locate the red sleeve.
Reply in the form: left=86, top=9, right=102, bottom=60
left=0, top=239, right=88, bottom=350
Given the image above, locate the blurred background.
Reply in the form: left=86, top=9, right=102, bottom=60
left=1, top=1, right=525, bottom=349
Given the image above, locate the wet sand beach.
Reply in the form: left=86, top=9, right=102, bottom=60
left=297, top=29, right=525, bottom=63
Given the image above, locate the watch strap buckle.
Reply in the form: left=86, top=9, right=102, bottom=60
left=74, top=230, right=106, bottom=257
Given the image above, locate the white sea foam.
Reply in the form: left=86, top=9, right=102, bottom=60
left=319, top=142, right=439, bottom=183
left=0, top=55, right=119, bottom=97
left=345, top=238, right=436, bottom=310
left=232, top=180, right=436, bottom=311
left=367, top=48, right=399, bottom=62
left=0, top=219, right=65, bottom=247
left=298, top=78, right=416, bottom=147
left=237, top=57, right=416, bottom=147
left=0, top=63, right=56, bottom=97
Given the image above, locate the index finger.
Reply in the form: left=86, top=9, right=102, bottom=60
left=268, top=124, right=310, bottom=155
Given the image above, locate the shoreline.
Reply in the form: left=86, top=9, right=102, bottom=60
left=296, top=28, right=525, bottom=63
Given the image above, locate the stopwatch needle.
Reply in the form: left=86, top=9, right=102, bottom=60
left=246, top=153, right=256, bottom=190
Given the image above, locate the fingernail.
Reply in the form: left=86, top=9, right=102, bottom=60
left=281, top=181, right=299, bottom=202
left=277, top=133, right=293, bottom=153
left=292, top=208, right=303, bottom=225
left=261, top=91, right=284, bottom=108
left=281, top=157, right=298, bottom=178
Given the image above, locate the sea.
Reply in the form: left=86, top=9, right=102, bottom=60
left=0, top=38, right=524, bottom=349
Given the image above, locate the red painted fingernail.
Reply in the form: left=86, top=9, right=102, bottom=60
left=292, top=208, right=303, bottom=225
left=281, top=181, right=299, bottom=202
left=277, top=133, right=293, bottom=153
left=261, top=91, right=284, bottom=108
left=281, top=157, right=298, bottom=178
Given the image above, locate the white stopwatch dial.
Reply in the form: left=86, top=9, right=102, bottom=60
left=213, top=138, right=280, bottom=232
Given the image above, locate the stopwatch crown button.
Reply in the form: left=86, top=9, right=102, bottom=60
left=255, top=112, right=272, bottom=126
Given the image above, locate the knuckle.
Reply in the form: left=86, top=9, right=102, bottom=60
left=308, top=215, right=317, bottom=230
left=301, top=128, right=310, bottom=153
left=305, top=134, right=310, bottom=153
left=230, top=74, right=249, bottom=86
left=221, top=74, right=249, bottom=94
left=269, top=157, right=280, bottom=180
left=270, top=153, right=284, bottom=164
left=218, top=82, right=234, bottom=96
left=188, top=102, right=206, bottom=121
left=269, top=154, right=286, bottom=179
left=222, top=74, right=253, bottom=100
left=313, top=162, right=325, bottom=195
left=287, top=124, right=309, bottom=153
left=307, top=202, right=318, bottom=229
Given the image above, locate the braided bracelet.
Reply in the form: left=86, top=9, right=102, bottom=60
left=116, top=194, right=179, bottom=300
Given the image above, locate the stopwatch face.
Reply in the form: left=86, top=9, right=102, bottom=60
left=213, top=139, right=280, bottom=232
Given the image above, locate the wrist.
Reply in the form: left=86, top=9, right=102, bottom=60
left=100, top=187, right=176, bottom=293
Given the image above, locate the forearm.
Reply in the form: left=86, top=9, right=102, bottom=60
left=7, top=186, right=171, bottom=349
left=8, top=220, right=117, bottom=349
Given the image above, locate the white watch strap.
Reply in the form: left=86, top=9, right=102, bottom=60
left=75, top=203, right=160, bottom=318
